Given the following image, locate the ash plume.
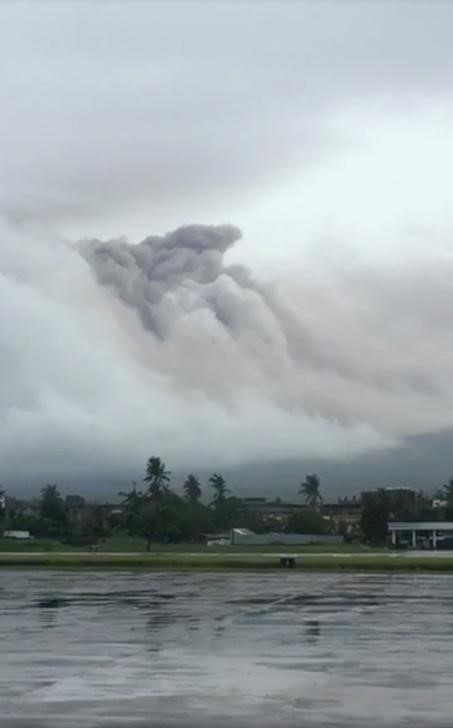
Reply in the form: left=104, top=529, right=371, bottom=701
left=80, top=224, right=327, bottom=412
left=3, top=217, right=453, bottom=486
left=81, top=223, right=453, bottom=448
left=82, top=224, right=245, bottom=338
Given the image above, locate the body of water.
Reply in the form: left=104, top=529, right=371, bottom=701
left=1, top=570, right=452, bottom=727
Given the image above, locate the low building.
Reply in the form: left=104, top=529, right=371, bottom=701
left=65, top=496, right=88, bottom=528
left=65, top=501, right=125, bottom=532
left=3, top=530, right=31, bottom=539
left=432, top=499, right=447, bottom=509
left=388, top=521, right=453, bottom=549
left=203, top=532, right=231, bottom=547
left=239, top=497, right=307, bottom=529
left=322, top=498, right=362, bottom=534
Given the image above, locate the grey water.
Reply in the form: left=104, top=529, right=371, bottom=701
left=1, top=571, right=453, bottom=727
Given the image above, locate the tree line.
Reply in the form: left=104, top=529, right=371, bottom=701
left=0, top=459, right=327, bottom=547
left=3, top=461, right=452, bottom=547
left=360, top=481, right=453, bottom=544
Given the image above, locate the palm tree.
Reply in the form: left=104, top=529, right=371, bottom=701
left=183, top=474, right=202, bottom=503
left=0, top=487, right=6, bottom=534
left=441, top=479, right=453, bottom=519
left=144, top=456, right=171, bottom=501
left=118, top=481, right=146, bottom=535
left=300, top=474, right=323, bottom=510
left=119, top=481, right=144, bottom=511
left=209, top=473, right=229, bottom=506
left=442, top=479, right=453, bottom=500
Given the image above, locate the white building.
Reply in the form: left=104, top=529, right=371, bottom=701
left=3, top=530, right=31, bottom=540
left=432, top=499, right=447, bottom=508
left=388, top=521, right=453, bottom=549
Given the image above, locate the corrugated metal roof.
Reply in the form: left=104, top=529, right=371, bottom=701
left=232, top=528, right=255, bottom=536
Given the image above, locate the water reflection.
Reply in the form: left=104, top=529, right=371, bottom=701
left=1, top=571, right=453, bottom=727
left=38, top=609, right=57, bottom=629
left=36, top=597, right=68, bottom=609
left=303, top=619, right=321, bottom=642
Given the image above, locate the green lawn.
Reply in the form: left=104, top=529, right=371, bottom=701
left=0, top=537, right=374, bottom=554
left=0, top=538, right=66, bottom=552
left=98, top=538, right=377, bottom=554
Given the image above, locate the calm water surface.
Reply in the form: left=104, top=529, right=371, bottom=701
left=1, top=570, right=452, bottom=727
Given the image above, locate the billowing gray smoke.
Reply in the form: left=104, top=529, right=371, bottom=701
left=4, top=0, right=453, bottom=491
left=4, top=217, right=453, bottom=486
left=80, top=224, right=319, bottom=414
left=80, top=222, right=453, bottom=442
left=82, top=224, right=246, bottom=338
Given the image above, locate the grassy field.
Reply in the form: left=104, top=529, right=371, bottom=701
left=3, top=537, right=453, bottom=571
left=2, top=551, right=453, bottom=571
left=0, top=537, right=374, bottom=554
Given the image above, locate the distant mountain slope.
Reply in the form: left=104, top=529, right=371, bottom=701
left=8, top=430, right=453, bottom=500
left=222, top=430, right=453, bottom=499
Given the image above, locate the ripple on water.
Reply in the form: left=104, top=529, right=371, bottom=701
left=1, top=570, right=453, bottom=727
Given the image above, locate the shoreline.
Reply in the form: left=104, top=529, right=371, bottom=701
left=2, top=551, right=453, bottom=571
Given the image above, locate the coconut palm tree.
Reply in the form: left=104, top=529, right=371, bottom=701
left=118, top=481, right=143, bottom=534
left=0, top=487, right=6, bottom=534
left=183, top=474, right=202, bottom=503
left=300, top=474, right=323, bottom=510
left=441, top=479, right=453, bottom=519
left=209, top=473, right=229, bottom=505
left=144, top=457, right=171, bottom=501
left=119, top=481, right=144, bottom=510
left=442, top=479, right=453, bottom=500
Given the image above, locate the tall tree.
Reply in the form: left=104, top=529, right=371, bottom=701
left=183, top=474, right=202, bottom=503
left=119, top=481, right=146, bottom=534
left=442, top=479, right=453, bottom=520
left=300, top=474, right=323, bottom=509
left=38, top=484, right=68, bottom=537
left=286, top=509, right=327, bottom=535
left=144, top=456, right=171, bottom=501
left=0, top=487, right=6, bottom=535
left=209, top=473, right=228, bottom=505
left=119, top=481, right=143, bottom=509
left=442, top=479, right=453, bottom=497
left=138, top=494, right=189, bottom=550
left=360, top=489, right=390, bottom=545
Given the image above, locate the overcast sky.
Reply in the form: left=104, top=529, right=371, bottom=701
left=2, top=1, right=453, bottom=492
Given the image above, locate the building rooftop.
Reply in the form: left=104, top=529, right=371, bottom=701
left=388, top=521, right=453, bottom=531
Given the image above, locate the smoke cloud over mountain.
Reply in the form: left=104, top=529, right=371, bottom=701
left=4, top=216, right=453, bottom=488
left=2, top=1, right=453, bottom=490
left=0, top=219, right=392, bottom=486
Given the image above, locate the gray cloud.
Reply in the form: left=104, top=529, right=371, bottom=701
left=1, top=1, right=453, bottom=228
left=81, top=224, right=243, bottom=336
left=80, top=223, right=453, bottom=443
left=3, top=216, right=453, bottom=489
left=2, top=2, right=453, bottom=490
left=0, top=218, right=391, bottom=487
